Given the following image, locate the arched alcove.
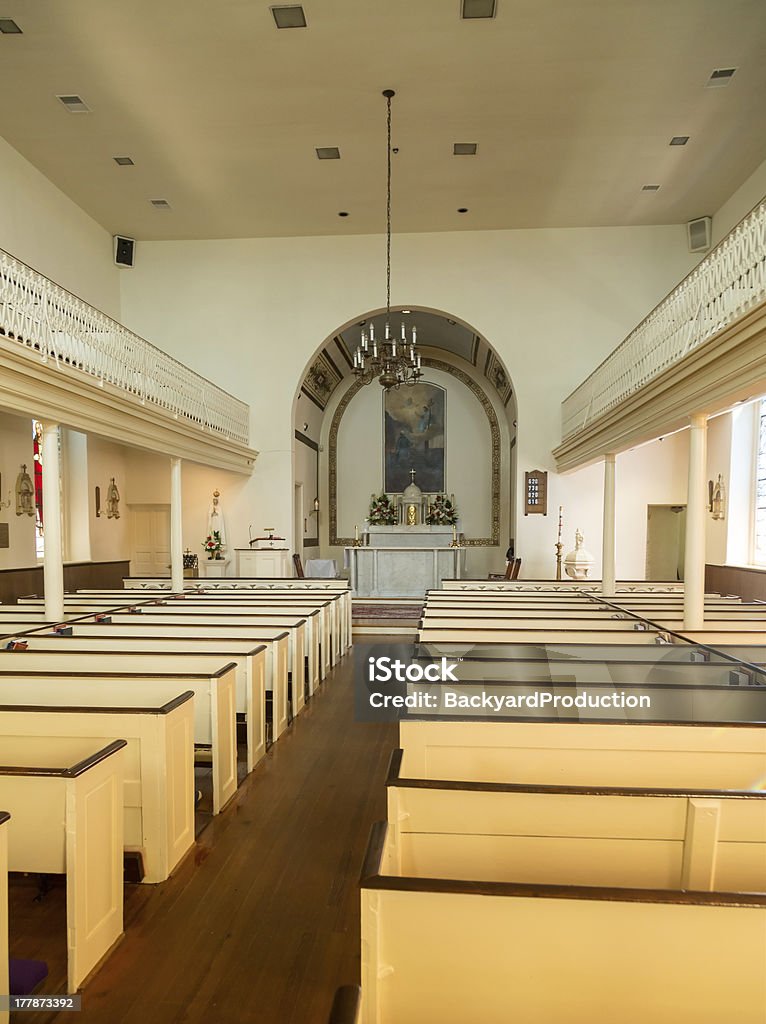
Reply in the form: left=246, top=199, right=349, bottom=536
left=292, top=308, right=517, bottom=578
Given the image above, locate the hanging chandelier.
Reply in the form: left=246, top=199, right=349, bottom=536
left=353, top=89, right=422, bottom=390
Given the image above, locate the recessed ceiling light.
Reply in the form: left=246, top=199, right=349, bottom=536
left=401, top=309, right=411, bottom=314
left=113, top=156, right=134, bottom=166
left=461, top=0, right=496, bottom=18
left=150, top=199, right=172, bottom=209
left=457, top=207, right=469, bottom=213
left=0, top=18, right=22, bottom=33
left=669, top=136, right=689, bottom=146
left=316, top=147, right=340, bottom=160
left=642, top=184, right=661, bottom=191
left=453, top=143, right=478, bottom=155
left=706, top=67, right=737, bottom=88
left=446, top=319, right=457, bottom=325
left=271, top=5, right=307, bottom=28
left=57, top=94, right=90, bottom=114
left=338, top=211, right=349, bottom=217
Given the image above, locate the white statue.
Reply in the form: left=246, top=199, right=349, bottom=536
left=207, top=489, right=227, bottom=550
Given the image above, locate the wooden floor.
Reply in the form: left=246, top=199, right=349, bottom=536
left=8, top=639, right=398, bottom=1024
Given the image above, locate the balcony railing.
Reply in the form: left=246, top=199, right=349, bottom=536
left=561, top=198, right=766, bottom=440
left=0, top=247, right=250, bottom=445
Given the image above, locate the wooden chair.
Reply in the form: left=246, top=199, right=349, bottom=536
left=293, top=553, right=305, bottom=578
left=487, top=556, right=519, bottom=581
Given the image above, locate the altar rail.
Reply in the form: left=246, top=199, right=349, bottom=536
left=0, top=248, right=249, bottom=444
left=561, top=198, right=766, bottom=439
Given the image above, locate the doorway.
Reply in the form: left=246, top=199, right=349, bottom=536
left=646, top=505, right=686, bottom=581
left=129, top=504, right=171, bottom=576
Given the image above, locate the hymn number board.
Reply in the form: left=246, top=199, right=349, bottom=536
left=524, top=470, right=548, bottom=516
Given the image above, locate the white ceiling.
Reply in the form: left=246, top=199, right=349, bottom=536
left=0, top=0, right=765, bottom=240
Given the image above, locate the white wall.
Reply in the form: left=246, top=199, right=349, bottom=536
left=0, top=134, right=121, bottom=317
left=118, top=225, right=697, bottom=574
left=712, top=156, right=766, bottom=245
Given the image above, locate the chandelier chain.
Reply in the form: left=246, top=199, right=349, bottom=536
left=386, top=91, right=392, bottom=321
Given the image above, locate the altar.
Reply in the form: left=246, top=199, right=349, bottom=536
left=345, top=543, right=466, bottom=598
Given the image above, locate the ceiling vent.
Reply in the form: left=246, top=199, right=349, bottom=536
left=461, top=0, right=497, bottom=18
left=687, top=216, right=712, bottom=254
left=150, top=199, right=171, bottom=209
left=453, top=143, right=478, bottom=155
left=0, top=19, right=22, bottom=33
left=57, top=95, right=90, bottom=113
left=642, top=184, right=661, bottom=191
left=706, top=67, right=737, bottom=88
left=669, top=136, right=689, bottom=146
left=271, top=5, right=307, bottom=28
left=316, top=147, right=340, bottom=160
left=113, top=156, right=134, bottom=166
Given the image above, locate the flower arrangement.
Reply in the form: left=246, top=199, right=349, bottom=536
left=203, top=530, right=223, bottom=559
left=367, top=492, right=397, bottom=525
left=426, top=494, right=459, bottom=525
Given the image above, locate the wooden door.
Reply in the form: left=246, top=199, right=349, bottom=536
left=129, top=504, right=171, bottom=576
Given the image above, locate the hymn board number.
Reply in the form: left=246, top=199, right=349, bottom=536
left=524, top=470, right=548, bottom=515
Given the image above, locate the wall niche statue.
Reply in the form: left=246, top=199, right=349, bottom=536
left=15, top=465, right=35, bottom=517
left=106, top=478, right=121, bottom=519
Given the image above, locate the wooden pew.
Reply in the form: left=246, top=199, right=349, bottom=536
left=439, top=578, right=689, bottom=592
left=0, top=738, right=126, bottom=993
left=19, top=600, right=319, bottom=696
left=359, top=820, right=766, bottom=1024
left=0, top=811, right=7, bottom=1024
left=0, top=642, right=269, bottom=773
left=417, top=625, right=663, bottom=644
left=117, top=578, right=354, bottom=654
left=410, top=652, right=765, bottom=687
left=398, top=719, right=766, bottom=787
left=385, top=749, right=766, bottom=892
left=65, top=589, right=348, bottom=670
left=0, top=687, right=194, bottom=883
left=29, top=623, right=292, bottom=739
left=0, top=666, right=238, bottom=814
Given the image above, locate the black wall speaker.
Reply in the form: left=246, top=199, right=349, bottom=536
left=686, top=216, right=712, bottom=254
left=113, top=235, right=135, bottom=268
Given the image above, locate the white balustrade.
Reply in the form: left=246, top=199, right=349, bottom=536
left=0, top=248, right=249, bottom=445
left=562, top=199, right=766, bottom=439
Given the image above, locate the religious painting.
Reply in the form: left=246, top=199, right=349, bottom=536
left=384, top=382, right=445, bottom=493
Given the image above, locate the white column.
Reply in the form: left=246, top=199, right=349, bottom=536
left=602, top=453, right=616, bottom=598
left=170, top=457, right=183, bottom=592
left=684, top=414, right=708, bottom=630
left=41, top=421, right=64, bottom=620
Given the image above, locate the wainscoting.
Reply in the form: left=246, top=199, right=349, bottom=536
left=706, top=563, right=766, bottom=602
left=0, top=560, right=131, bottom=604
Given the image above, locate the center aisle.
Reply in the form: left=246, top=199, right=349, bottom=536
left=48, top=637, right=395, bottom=1024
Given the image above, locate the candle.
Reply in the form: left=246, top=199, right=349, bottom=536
left=452, top=524, right=457, bottom=541
left=355, top=524, right=359, bottom=541
left=401, top=323, right=406, bottom=340
left=370, top=324, right=375, bottom=341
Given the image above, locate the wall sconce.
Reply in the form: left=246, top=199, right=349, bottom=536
left=708, top=475, right=726, bottom=520
left=309, top=497, right=320, bottom=517
left=95, top=485, right=102, bottom=517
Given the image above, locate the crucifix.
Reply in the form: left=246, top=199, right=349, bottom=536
left=409, top=468, right=416, bottom=484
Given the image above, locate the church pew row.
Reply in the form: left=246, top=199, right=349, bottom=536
left=420, top=610, right=766, bottom=632
left=426, top=589, right=741, bottom=605
left=20, top=592, right=336, bottom=684
left=0, top=687, right=194, bottom=883
left=398, top=719, right=766, bottom=787
left=415, top=641, right=726, bottom=663
left=411, top=652, right=766, bottom=687
left=359, top=820, right=766, bottom=1024
left=0, top=738, right=126, bottom=993
left=7, top=636, right=273, bottom=770
left=0, top=812, right=7, bottom=1024
left=17, top=601, right=317, bottom=699
left=385, top=750, right=766, bottom=893
left=66, top=588, right=348, bottom=670
left=417, top=626, right=663, bottom=644
left=22, top=623, right=293, bottom=738
left=439, top=579, right=690, bottom=592
left=116, top=578, right=353, bottom=654
left=72, top=589, right=350, bottom=670
left=0, top=666, right=238, bottom=815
